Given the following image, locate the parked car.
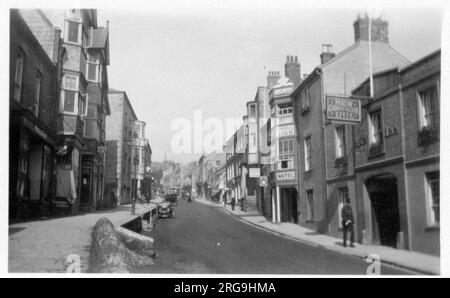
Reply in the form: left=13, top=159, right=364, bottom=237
left=164, top=191, right=178, bottom=205
left=157, top=201, right=174, bottom=218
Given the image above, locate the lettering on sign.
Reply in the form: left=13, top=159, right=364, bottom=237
left=354, top=124, right=399, bottom=149
left=384, top=124, right=399, bottom=138
left=278, top=116, right=293, bottom=125
left=276, top=171, right=295, bottom=181
left=278, top=125, right=295, bottom=137
left=249, top=168, right=261, bottom=178
left=326, top=96, right=361, bottom=123
left=273, top=86, right=292, bottom=96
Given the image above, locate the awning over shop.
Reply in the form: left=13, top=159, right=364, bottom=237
left=56, top=168, right=77, bottom=203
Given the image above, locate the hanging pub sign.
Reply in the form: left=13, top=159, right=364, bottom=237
left=259, top=176, right=268, bottom=187
left=326, top=95, right=361, bottom=123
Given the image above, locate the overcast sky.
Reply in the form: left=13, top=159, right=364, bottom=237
left=97, top=5, right=442, bottom=164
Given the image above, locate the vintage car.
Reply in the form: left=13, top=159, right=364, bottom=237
left=157, top=201, right=174, bottom=218
left=164, top=190, right=178, bottom=205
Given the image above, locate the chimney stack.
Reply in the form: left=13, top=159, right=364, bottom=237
left=353, top=14, right=389, bottom=43
left=284, top=55, right=301, bottom=87
left=267, top=70, right=281, bottom=89
left=320, top=44, right=336, bottom=64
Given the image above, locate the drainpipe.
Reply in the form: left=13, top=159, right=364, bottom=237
left=316, top=68, right=329, bottom=234
left=398, top=82, right=410, bottom=250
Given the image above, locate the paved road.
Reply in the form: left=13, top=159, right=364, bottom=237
left=140, top=199, right=411, bottom=275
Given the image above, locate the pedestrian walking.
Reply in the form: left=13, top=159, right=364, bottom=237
left=231, top=196, right=235, bottom=211
left=341, top=199, right=355, bottom=247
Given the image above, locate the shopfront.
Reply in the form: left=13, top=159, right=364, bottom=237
left=10, top=113, right=56, bottom=220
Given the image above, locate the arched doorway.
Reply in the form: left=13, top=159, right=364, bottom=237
left=365, top=174, right=401, bottom=248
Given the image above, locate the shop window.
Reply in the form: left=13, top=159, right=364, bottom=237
left=426, top=171, right=439, bottom=226
left=14, top=49, right=25, bottom=102
left=17, top=133, right=30, bottom=198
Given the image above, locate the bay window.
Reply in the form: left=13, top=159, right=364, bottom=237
left=278, top=102, right=293, bottom=116
left=87, top=53, right=100, bottom=82
left=61, top=74, right=79, bottom=114
left=279, top=139, right=294, bottom=169
left=65, top=20, right=82, bottom=44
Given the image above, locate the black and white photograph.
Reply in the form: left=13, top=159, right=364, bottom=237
left=2, top=0, right=449, bottom=281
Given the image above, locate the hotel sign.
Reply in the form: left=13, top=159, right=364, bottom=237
left=249, top=167, right=261, bottom=178
left=276, top=171, right=295, bottom=181
left=273, top=86, right=293, bottom=96
left=326, top=96, right=361, bottom=123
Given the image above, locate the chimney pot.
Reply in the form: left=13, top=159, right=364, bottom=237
left=320, top=44, right=335, bottom=64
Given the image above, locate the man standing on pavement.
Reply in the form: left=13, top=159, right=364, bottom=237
left=341, top=199, right=355, bottom=248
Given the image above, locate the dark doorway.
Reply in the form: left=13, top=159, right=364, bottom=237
left=366, top=174, right=401, bottom=248
left=280, top=187, right=298, bottom=223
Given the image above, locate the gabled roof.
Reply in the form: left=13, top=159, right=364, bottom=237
left=292, top=40, right=410, bottom=97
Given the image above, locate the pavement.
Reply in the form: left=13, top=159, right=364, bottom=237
left=139, top=198, right=411, bottom=275
left=8, top=201, right=159, bottom=273
left=195, top=197, right=440, bottom=275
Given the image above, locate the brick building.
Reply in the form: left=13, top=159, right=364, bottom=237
left=225, top=125, right=245, bottom=206
left=351, top=50, right=440, bottom=255
left=291, top=15, right=409, bottom=234
left=9, top=10, right=59, bottom=220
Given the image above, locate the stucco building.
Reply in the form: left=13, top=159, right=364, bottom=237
left=104, top=89, right=138, bottom=206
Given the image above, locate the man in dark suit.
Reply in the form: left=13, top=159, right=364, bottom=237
left=342, top=199, right=355, bottom=248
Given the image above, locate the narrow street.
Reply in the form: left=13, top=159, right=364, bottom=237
left=139, top=199, right=410, bottom=275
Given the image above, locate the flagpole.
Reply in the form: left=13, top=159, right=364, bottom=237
left=368, top=16, right=374, bottom=98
